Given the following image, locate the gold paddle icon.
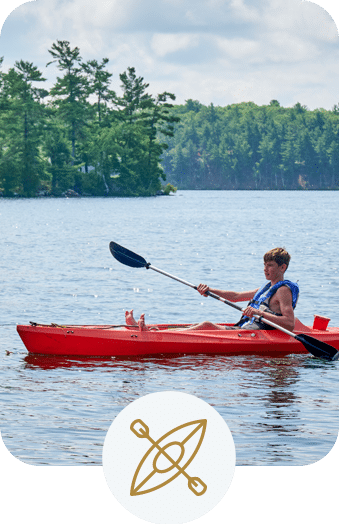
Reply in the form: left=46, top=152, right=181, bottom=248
left=130, top=419, right=207, bottom=496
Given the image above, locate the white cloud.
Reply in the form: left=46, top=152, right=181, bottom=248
left=151, top=33, right=199, bottom=57
left=263, top=0, right=338, bottom=41
left=215, top=37, right=260, bottom=60
left=0, top=0, right=339, bottom=109
left=229, top=0, right=261, bottom=22
left=263, top=32, right=319, bottom=63
left=299, top=1, right=338, bottom=41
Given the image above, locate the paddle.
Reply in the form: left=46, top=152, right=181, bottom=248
left=109, top=242, right=339, bottom=362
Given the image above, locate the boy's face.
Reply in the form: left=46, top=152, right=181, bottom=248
left=264, top=259, right=286, bottom=282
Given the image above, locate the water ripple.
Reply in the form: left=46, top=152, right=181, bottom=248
left=1, top=191, right=338, bottom=465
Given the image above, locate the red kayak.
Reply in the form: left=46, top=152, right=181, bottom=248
left=16, top=318, right=339, bottom=358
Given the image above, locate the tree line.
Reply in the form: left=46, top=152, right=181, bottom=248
left=0, top=40, right=179, bottom=197
left=161, top=99, right=339, bottom=190
left=1, top=41, right=338, bottom=197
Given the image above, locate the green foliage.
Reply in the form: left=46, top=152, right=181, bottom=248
left=0, top=43, right=178, bottom=197
left=162, top=100, right=339, bottom=190
left=85, top=67, right=179, bottom=196
left=162, top=183, right=177, bottom=195
left=0, top=60, right=48, bottom=196
left=47, top=40, right=89, bottom=165
left=82, top=57, right=114, bottom=124
left=1, top=42, right=339, bottom=197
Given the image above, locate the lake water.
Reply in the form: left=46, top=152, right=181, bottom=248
left=0, top=190, right=338, bottom=466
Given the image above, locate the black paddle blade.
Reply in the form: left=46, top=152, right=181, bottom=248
left=296, top=333, right=339, bottom=361
left=109, top=242, right=148, bottom=269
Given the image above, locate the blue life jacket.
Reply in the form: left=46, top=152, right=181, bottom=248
left=237, top=280, right=299, bottom=327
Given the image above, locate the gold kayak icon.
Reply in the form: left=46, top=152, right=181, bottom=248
left=130, top=418, right=207, bottom=497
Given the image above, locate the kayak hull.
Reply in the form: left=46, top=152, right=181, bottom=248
left=16, top=322, right=339, bottom=358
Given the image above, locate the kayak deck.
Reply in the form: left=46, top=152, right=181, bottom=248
left=16, top=321, right=339, bottom=358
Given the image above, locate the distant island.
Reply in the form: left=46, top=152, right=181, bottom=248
left=1, top=40, right=338, bottom=198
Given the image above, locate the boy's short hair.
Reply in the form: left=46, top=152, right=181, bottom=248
left=264, top=247, right=291, bottom=268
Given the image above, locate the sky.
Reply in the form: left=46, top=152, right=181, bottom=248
left=0, top=0, right=338, bottom=110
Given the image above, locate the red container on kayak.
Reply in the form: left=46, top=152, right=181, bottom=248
left=313, top=315, right=330, bottom=331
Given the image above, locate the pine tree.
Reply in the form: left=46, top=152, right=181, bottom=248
left=82, top=58, right=114, bottom=124
left=109, top=68, right=179, bottom=195
left=47, top=41, right=89, bottom=171
left=0, top=60, right=48, bottom=196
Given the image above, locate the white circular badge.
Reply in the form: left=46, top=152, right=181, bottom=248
left=102, top=391, right=236, bottom=524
